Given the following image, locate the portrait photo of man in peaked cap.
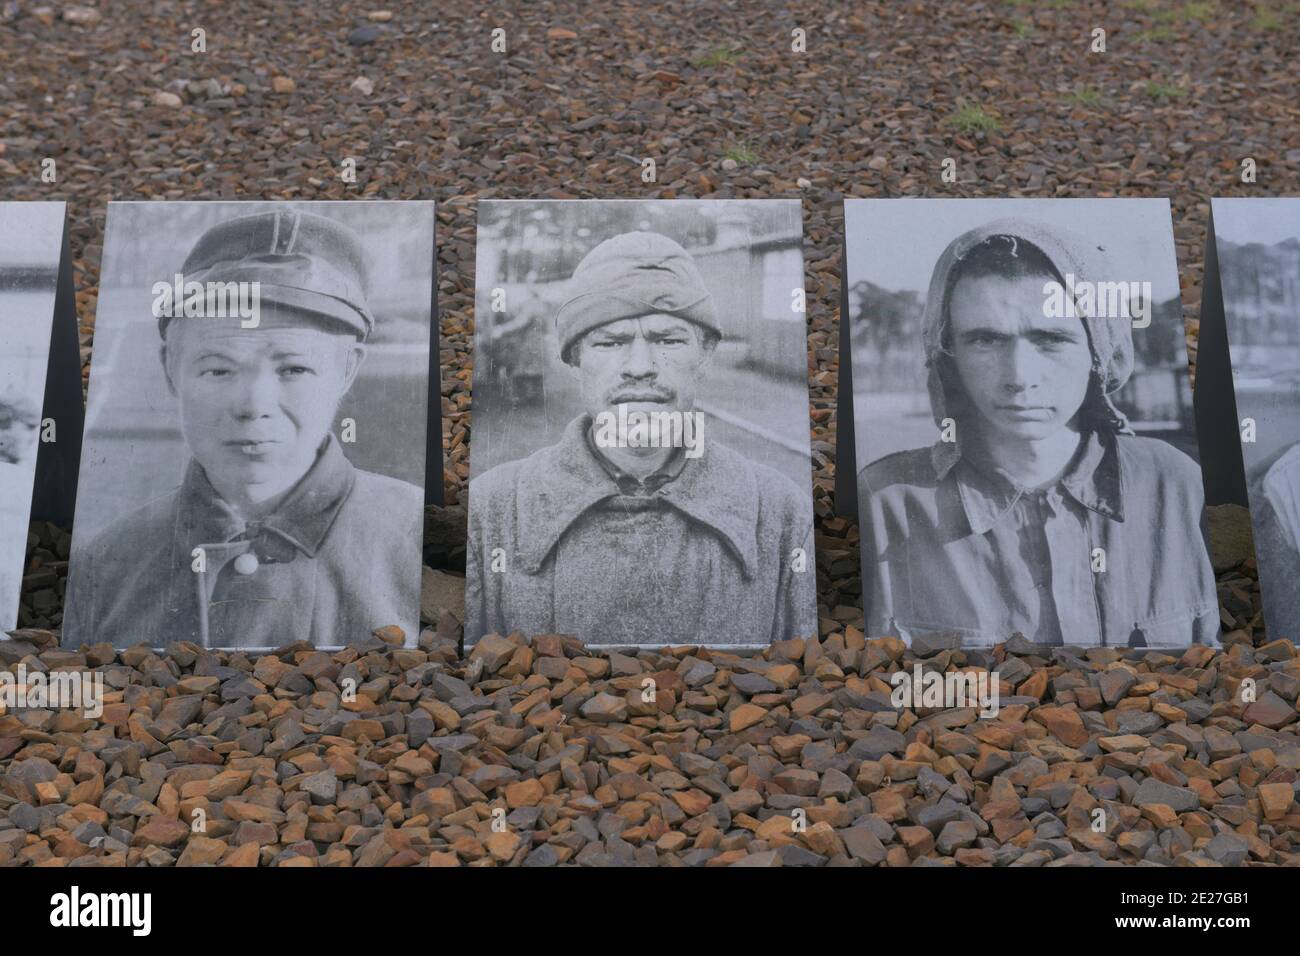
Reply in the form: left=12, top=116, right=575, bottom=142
left=847, top=201, right=1219, bottom=649
left=468, top=200, right=818, bottom=647
left=64, top=202, right=435, bottom=649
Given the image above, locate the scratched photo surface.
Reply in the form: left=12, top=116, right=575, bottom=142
left=64, top=201, right=435, bottom=650
left=468, top=200, right=818, bottom=648
left=1212, top=198, right=1300, bottom=641
left=846, top=198, right=1219, bottom=650
left=0, top=202, right=64, bottom=631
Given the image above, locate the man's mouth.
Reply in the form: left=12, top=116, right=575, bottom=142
left=611, top=389, right=673, bottom=403
left=226, top=439, right=280, bottom=456
left=996, top=404, right=1054, bottom=418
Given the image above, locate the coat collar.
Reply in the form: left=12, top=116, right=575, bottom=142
left=932, top=428, right=1123, bottom=535
left=177, top=434, right=357, bottom=557
left=515, top=414, right=759, bottom=578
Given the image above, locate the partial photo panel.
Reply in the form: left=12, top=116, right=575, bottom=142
left=1211, top=197, right=1300, bottom=642
left=0, top=202, right=67, bottom=631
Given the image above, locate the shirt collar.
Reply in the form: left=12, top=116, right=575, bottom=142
left=583, top=424, right=689, bottom=495
left=178, top=434, right=357, bottom=557
left=934, top=428, right=1123, bottom=535
left=515, top=414, right=759, bottom=578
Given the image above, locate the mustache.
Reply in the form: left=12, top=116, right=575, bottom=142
left=608, top=384, right=675, bottom=403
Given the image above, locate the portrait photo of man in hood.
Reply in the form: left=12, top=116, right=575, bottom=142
left=846, top=200, right=1220, bottom=649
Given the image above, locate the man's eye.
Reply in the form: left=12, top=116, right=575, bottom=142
left=1034, top=335, right=1073, bottom=349
left=200, top=368, right=232, bottom=377
left=591, top=340, right=620, bottom=349
left=279, top=365, right=313, bottom=377
left=656, top=337, right=688, bottom=346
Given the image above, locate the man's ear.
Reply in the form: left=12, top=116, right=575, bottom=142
left=159, top=343, right=178, bottom=397
left=343, top=340, right=367, bottom=390
left=563, top=342, right=582, bottom=380
left=698, top=330, right=720, bottom=369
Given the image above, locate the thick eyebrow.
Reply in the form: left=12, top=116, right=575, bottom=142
left=645, top=324, right=694, bottom=338
left=957, top=326, right=1013, bottom=341
left=190, top=350, right=239, bottom=364
left=1026, top=326, right=1084, bottom=340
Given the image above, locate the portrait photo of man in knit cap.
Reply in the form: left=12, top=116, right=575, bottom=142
left=843, top=199, right=1219, bottom=649
left=63, top=202, right=437, bottom=650
left=1206, top=198, right=1300, bottom=641
left=468, top=200, right=818, bottom=647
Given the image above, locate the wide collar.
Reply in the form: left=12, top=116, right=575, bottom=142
left=932, top=428, right=1124, bottom=535
left=515, top=414, right=759, bottom=578
left=176, top=434, right=357, bottom=557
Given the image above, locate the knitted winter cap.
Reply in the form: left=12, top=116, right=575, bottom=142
left=554, top=230, right=720, bottom=364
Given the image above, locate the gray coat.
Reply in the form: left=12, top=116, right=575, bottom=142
left=64, top=436, right=421, bottom=649
left=466, top=415, right=817, bottom=646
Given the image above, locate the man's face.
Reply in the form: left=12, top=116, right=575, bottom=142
left=162, top=312, right=363, bottom=500
left=948, top=272, right=1093, bottom=442
left=573, top=313, right=712, bottom=420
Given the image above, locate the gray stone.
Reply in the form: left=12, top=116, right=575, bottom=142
left=347, top=24, right=381, bottom=45
left=1204, top=832, right=1249, bottom=866
left=301, top=769, right=338, bottom=803
left=841, top=826, right=887, bottom=864
left=936, top=820, right=977, bottom=854
left=731, top=672, right=778, bottom=695
left=432, top=672, right=473, bottom=702
left=775, top=844, right=826, bottom=867
left=1098, top=669, right=1137, bottom=706
left=8, top=802, right=40, bottom=832
left=1134, top=778, right=1199, bottom=813
left=522, top=844, right=560, bottom=867
left=849, top=725, right=906, bottom=760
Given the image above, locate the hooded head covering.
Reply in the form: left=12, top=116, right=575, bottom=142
left=554, top=230, right=720, bottom=365
left=921, top=217, right=1135, bottom=469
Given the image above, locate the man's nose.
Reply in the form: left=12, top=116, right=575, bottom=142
left=620, top=336, right=657, bottom=378
left=1000, top=339, right=1039, bottom=392
left=232, top=368, right=277, bottom=419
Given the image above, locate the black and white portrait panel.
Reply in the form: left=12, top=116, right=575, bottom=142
left=64, top=201, right=435, bottom=650
left=1213, top=198, right=1300, bottom=640
left=846, top=198, right=1219, bottom=649
left=468, top=199, right=818, bottom=648
left=0, top=203, right=64, bottom=631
